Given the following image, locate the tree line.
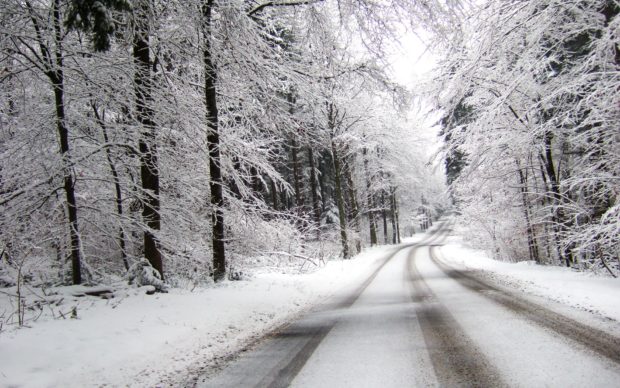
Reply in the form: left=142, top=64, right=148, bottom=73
left=436, top=0, right=619, bottom=275
left=0, top=0, right=450, bottom=287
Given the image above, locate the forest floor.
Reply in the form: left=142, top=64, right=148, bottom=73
left=0, top=225, right=619, bottom=387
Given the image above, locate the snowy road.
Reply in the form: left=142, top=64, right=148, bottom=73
left=194, top=223, right=620, bottom=387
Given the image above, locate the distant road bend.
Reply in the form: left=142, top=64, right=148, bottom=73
left=193, top=221, right=620, bottom=387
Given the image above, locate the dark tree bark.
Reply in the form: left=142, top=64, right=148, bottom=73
left=250, top=166, right=262, bottom=196
left=92, top=104, right=129, bottom=270
left=269, top=178, right=279, bottom=211
left=394, top=188, right=401, bottom=243
left=202, top=0, right=226, bottom=281
left=50, top=0, right=83, bottom=284
left=133, top=0, right=163, bottom=278
left=381, top=190, right=388, bottom=244
left=329, top=104, right=349, bottom=259
left=290, top=137, right=304, bottom=208
left=25, top=0, right=84, bottom=284
left=534, top=158, right=554, bottom=263
left=318, top=150, right=330, bottom=215
left=542, top=131, right=572, bottom=266
left=516, top=162, right=540, bottom=263
left=344, top=158, right=361, bottom=253
left=390, top=187, right=398, bottom=244
left=308, top=147, right=321, bottom=239
left=362, top=148, right=377, bottom=246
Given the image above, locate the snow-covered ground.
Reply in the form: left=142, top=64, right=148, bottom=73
left=1, top=225, right=619, bottom=387
left=0, top=244, right=398, bottom=388
left=438, top=233, right=620, bottom=323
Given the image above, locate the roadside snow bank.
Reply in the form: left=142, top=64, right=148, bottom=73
left=439, top=235, right=620, bottom=322
left=0, top=245, right=394, bottom=388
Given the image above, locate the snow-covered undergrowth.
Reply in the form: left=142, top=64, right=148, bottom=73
left=0, top=245, right=393, bottom=388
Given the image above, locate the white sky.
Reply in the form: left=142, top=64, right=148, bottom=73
left=387, top=29, right=439, bottom=88
left=385, top=28, right=446, bottom=173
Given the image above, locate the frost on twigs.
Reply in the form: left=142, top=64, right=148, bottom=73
left=126, top=259, right=167, bottom=293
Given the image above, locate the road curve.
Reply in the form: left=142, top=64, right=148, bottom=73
left=193, top=222, right=620, bottom=387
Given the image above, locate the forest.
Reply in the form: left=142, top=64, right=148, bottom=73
left=435, top=0, right=620, bottom=276
left=0, top=0, right=450, bottom=290
left=0, top=0, right=618, bottom=294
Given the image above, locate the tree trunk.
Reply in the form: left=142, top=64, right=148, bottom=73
left=133, top=0, right=163, bottom=278
left=250, top=166, right=262, bottom=196
left=391, top=187, right=401, bottom=244
left=93, top=104, right=129, bottom=270
left=50, top=0, right=83, bottom=284
left=542, top=132, right=572, bottom=266
left=308, top=147, right=321, bottom=239
left=381, top=190, right=388, bottom=244
left=344, top=158, right=361, bottom=253
left=290, top=137, right=304, bottom=209
left=227, top=158, right=243, bottom=200
left=269, top=177, right=279, bottom=211
left=329, top=105, right=349, bottom=259
left=516, top=162, right=540, bottom=263
left=203, top=0, right=226, bottom=281
left=367, top=193, right=378, bottom=246
left=318, top=150, right=330, bottom=215
left=535, top=156, right=556, bottom=264
left=390, top=187, right=397, bottom=244
left=362, top=148, right=377, bottom=246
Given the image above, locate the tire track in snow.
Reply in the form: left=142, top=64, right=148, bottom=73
left=407, top=246, right=506, bottom=387
left=257, top=223, right=452, bottom=387
left=196, top=223, right=452, bottom=387
left=429, top=247, right=620, bottom=365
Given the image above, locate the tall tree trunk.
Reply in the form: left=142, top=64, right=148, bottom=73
left=331, top=139, right=349, bottom=259
left=133, top=0, right=163, bottom=278
left=250, top=166, right=262, bottom=196
left=92, top=104, right=129, bottom=270
left=290, top=137, right=304, bottom=209
left=362, top=148, right=377, bottom=245
left=48, top=0, right=83, bottom=284
left=390, top=187, right=397, bottom=244
left=542, top=132, right=571, bottom=266
left=202, top=0, right=226, bottom=281
left=536, top=156, right=557, bottom=264
left=516, top=161, right=540, bottom=263
left=344, top=158, right=361, bottom=253
left=269, top=177, right=279, bottom=211
left=308, top=147, right=321, bottom=239
left=329, top=105, right=349, bottom=259
left=381, top=190, right=388, bottom=244
left=227, top=158, right=242, bottom=200
left=318, top=150, right=329, bottom=214
left=391, top=187, right=401, bottom=244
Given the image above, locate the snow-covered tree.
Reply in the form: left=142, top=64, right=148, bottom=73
left=434, top=0, right=619, bottom=273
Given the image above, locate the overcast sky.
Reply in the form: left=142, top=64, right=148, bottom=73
left=388, top=28, right=438, bottom=88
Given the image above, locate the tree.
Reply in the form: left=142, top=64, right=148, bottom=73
left=0, top=0, right=465, bottom=289
left=1, top=0, right=85, bottom=284
left=132, top=0, right=164, bottom=278
left=433, top=0, right=619, bottom=272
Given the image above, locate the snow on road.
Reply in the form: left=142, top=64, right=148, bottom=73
left=418, top=247, right=620, bottom=387
left=290, top=248, right=436, bottom=387
left=199, top=223, right=620, bottom=387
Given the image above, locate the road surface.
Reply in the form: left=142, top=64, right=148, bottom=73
left=193, top=222, right=620, bottom=387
